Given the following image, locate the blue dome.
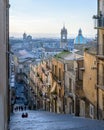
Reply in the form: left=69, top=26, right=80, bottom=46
left=74, top=29, right=86, bottom=44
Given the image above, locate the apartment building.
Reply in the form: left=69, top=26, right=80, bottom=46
left=29, top=59, right=52, bottom=110
left=51, top=51, right=83, bottom=114
left=51, top=57, right=65, bottom=113
left=63, top=52, right=83, bottom=115
left=80, top=51, right=97, bottom=119
left=0, top=0, right=9, bottom=130
left=93, top=0, right=104, bottom=119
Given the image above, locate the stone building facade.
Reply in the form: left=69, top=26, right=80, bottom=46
left=0, top=0, right=10, bottom=130
left=29, top=59, right=52, bottom=110
left=93, top=0, right=104, bottom=119
left=51, top=58, right=65, bottom=113
left=79, top=51, right=97, bottom=119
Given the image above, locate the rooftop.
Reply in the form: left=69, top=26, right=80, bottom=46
left=53, top=50, right=83, bottom=64
left=54, top=50, right=70, bottom=59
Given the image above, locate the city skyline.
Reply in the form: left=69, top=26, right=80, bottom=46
left=10, top=0, right=97, bottom=38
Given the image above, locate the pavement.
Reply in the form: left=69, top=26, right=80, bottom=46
left=15, top=82, right=27, bottom=104
left=10, top=110, right=104, bottom=130
left=9, top=82, right=104, bottom=130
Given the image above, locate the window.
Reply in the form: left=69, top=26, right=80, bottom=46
left=59, top=68, right=61, bottom=81
left=103, top=34, right=104, bottom=55
left=63, top=71, right=64, bottom=80
left=20, top=68, right=22, bottom=73
left=69, top=78, right=72, bottom=92
left=102, top=95, right=104, bottom=111
left=80, top=100, right=85, bottom=117
left=59, top=89, right=61, bottom=97
left=64, top=98, right=67, bottom=105
left=55, top=65, right=57, bottom=74
left=89, top=104, right=94, bottom=118
left=52, top=65, right=54, bottom=72
left=103, top=65, right=104, bottom=85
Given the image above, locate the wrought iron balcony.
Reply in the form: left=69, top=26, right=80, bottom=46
left=65, top=91, right=73, bottom=98
left=96, top=75, right=104, bottom=90
left=96, top=84, right=104, bottom=90
left=96, top=45, right=104, bottom=60
left=79, top=67, right=85, bottom=71
left=97, top=55, right=104, bottom=60
left=93, top=15, right=104, bottom=29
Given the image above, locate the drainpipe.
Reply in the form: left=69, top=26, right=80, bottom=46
left=96, top=0, right=99, bottom=120
left=6, top=2, right=10, bottom=127
left=63, top=63, right=66, bottom=113
left=96, top=74, right=99, bottom=119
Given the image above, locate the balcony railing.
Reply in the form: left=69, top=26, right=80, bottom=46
left=96, top=45, right=104, bottom=59
left=52, top=73, right=63, bottom=85
left=46, top=64, right=51, bottom=69
left=96, top=75, right=104, bottom=90
left=97, top=55, right=104, bottom=60
left=76, top=80, right=83, bottom=88
left=93, top=15, right=104, bottom=29
left=65, top=91, right=73, bottom=98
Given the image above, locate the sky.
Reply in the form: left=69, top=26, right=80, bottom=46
left=10, top=0, right=97, bottom=38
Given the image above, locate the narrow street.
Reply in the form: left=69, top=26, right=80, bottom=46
left=10, top=110, right=104, bottom=130
left=9, top=83, right=104, bottom=130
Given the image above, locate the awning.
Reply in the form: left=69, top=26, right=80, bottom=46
left=50, top=82, right=56, bottom=93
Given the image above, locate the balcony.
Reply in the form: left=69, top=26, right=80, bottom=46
left=96, top=75, right=104, bottom=90
left=52, top=73, right=58, bottom=80
left=46, top=64, right=51, bottom=70
left=96, top=44, right=104, bottom=60
left=42, top=67, right=45, bottom=73
left=97, top=55, right=104, bottom=60
left=96, top=84, right=104, bottom=90
left=76, top=80, right=83, bottom=88
left=93, top=15, right=104, bottom=29
left=37, top=73, right=39, bottom=77
left=80, top=67, right=85, bottom=71
left=65, top=91, right=73, bottom=98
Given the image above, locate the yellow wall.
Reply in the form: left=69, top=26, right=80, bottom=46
left=98, top=59, right=104, bottom=111
left=99, top=89, right=104, bottom=110
left=98, top=30, right=104, bottom=55
left=83, top=52, right=97, bottom=105
left=51, top=58, right=65, bottom=113
left=52, top=58, right=64, bottom=82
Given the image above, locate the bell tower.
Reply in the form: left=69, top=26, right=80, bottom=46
left=60, top=25, right=67, bottom=49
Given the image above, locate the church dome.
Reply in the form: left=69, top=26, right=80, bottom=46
left=74, top=29, right=86, bottom=44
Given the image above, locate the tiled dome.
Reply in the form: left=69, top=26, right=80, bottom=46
left=74, top=29, right=86, bottom=44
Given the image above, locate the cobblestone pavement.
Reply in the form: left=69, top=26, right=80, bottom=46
left=10, top=110, right=104, bottom=130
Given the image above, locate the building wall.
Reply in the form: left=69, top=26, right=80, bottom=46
left=83, top=52, right=97, bottom=104
left=97, top=59, right=104, bottom=119
left=0, top=0, right=9, bottom=130
left=65, top=70, right=75, bottom=114
left=99, top=89, right=104, bottom=111
left=51, top=58, right=65, bottom=113
left=97, top=0, right=104, bottom=119
left=83, top=52, right=97, bottom=118
left=64, top=59, right=82, bottom=115
left=98, top=30, right=104, bottom=55
left=29, top=60, right=53, bottom=111
left=99, top=0, right=104, bottom=14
